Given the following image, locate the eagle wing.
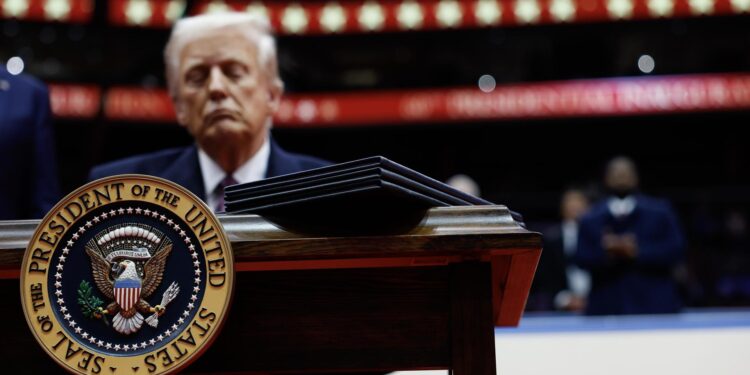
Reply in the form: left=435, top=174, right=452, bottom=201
left=84, top=246, right=115, bottom=300
left=141, top=244, right=173, bottom=298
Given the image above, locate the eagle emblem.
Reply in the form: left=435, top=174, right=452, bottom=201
left=83, top=225, right=179, bottom=335
left=21, top=175, right=234, bottom=375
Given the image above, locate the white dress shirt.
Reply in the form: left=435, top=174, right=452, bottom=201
left=608, top=195, right=637, bottom=218
left=554, top=220, right=592, bottom=309
left=197, top=138, right=270, bottom=212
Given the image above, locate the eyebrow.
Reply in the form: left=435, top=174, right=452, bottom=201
left=183, top=58, right=250, bottom=72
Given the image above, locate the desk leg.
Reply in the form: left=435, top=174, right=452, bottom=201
left=450, top=262, right=497, bottom=375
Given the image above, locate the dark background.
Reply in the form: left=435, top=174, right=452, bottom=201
left=2, top=4, right=750, bottom=308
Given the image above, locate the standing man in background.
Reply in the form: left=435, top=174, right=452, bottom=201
left=0, top=67, right=61, bottom=219
left=89, top=12, right=329, bottom=212
left=531, top=187, right=592, bottom=312
left=576, top=156, right=685, bottom=315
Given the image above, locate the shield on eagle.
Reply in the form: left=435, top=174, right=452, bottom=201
left=114, top=278, right=142, bottom=311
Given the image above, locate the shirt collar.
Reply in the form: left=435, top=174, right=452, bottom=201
left=233, top=138, right=270, bottom=185
left=562, top=220, right=578, bottom=233
left=608, top=195, right=637, bottom=218
left=197, top=137, right=271, bottom=196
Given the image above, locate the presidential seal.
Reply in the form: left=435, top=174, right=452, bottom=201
left=20, top=175, right=234, bottom=374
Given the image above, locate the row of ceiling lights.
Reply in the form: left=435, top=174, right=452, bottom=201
left=1, top=0, right=748, bottom=30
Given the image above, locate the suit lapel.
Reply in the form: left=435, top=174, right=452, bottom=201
left=160, top=145, right=207, bottom=200
left=265, top=138, right=301, bottom=178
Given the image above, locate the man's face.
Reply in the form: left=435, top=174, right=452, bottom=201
left=605, top=159, right=639, bottom=195
left=174, top=31, right=281, bottom=152
left=561, top=190, right=589, bottom=221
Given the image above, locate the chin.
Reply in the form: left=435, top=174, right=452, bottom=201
left=203, top=124, right=255, bottom=144
left=205, top=120, right=245, bottom=134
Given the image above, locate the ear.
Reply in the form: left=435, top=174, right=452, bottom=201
left=266, top=78, right=284, bottom=114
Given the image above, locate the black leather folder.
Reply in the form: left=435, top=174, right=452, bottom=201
left=226, top=156, right=491, bottom=205
left=225, top=167, right=484, bottom=212
left=224, top=156, right=510, bottom=235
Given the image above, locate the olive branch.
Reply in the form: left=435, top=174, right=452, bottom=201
left=77, top=280, right=109, bottom=326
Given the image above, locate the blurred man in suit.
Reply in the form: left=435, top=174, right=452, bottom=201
left=531, top=188, right=592, bottom=311
left=0, top=68, right=60, bottom=219
left=89, top=12, right=328, bottom=212
left=576, top=156, right=685, bottom=315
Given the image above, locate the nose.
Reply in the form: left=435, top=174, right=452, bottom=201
left=208, top=66, right=228, bottom=101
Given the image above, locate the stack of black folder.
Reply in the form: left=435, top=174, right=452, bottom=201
left=224, top=156, right=511, bottom=235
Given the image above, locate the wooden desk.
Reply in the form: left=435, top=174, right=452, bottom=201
left=0, top=206, right=541, bottom=374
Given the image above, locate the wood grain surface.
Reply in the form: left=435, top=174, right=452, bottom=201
left=1, top=206, right=542, bottom=373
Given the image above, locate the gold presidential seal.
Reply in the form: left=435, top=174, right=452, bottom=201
left=20, top=175, right=234, bottom=374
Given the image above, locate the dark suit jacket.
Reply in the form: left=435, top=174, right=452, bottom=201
left=88, top=140, right=330, bottom=201
left=575, top=194, right=685, bottom=315
left=0, top=70, right=60, bottom=220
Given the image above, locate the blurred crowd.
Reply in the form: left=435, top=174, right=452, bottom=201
left=450, top=155, right=750, bottom=315
left=518, top=159, right=750, bottom=314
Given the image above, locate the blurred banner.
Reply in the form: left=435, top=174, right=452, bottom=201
left=48, top=84, right=100, bottom=118
left=49, top=73, right=750, bottom=125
